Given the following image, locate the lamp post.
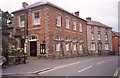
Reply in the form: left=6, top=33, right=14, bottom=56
left=23, top=7, right=28, bottom=64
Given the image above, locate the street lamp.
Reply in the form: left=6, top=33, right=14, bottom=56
left=23, top=7, right=28, bottom=64
left=23, top=6, right=31, bottom=64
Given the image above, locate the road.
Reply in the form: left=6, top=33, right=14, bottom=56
left=36, top=55, right=119, bottom=76
left=2, top=55, right=120, bottom=78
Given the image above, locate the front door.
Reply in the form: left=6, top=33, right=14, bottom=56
left=30, top=41, right=37, bottom=57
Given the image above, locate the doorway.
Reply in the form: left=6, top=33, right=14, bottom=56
left=30, top=41, right=37, bottom=57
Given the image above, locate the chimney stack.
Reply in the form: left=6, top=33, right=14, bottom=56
left=86, top=17, right=91, bottom=21
left=74, top=11, right=79, bottom=17
left=22, top=2, right=28, bottom=8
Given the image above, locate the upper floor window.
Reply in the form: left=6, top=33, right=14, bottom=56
left=91, top=26, right=94, bottom=31
left=73, top=20, right=76, bottom=30
left=98, top=33, right=101, bottom=41
left=65, top=17, right=70, bottom=29
left=79, top=23, right=82, bottom=32
left=91, top=43, right=95, bottom=50
left=56, top=14, right=62, bottom=27
left=33, top=11, right=40, bottom=25
left=105, top=28, right=108, bottom=33
left=91, top=32, right=94, bottom=41
left=105, top=43, right=109, bottom=50
left=105, top=34, right=108, bottom=41
left=19, top=15, right=25, bottom=27
left=98, top=27, right=101, bottom=31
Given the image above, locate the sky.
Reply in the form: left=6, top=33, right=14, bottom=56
left=0, top=0, right=119, bottom=31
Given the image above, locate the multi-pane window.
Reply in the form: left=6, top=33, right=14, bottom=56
left=91, top=26, right=94, bottom=31
left=105, top=28, right=108, bottom=33
left=65, top=17, right=70, bottom=29
left=105, top=43, right=109, bottom=50
left=98, top=27, right=101, bottom=31
left=56, top=42, right=61, bottom=51
left=73, top=43, right=77, bottom=51
left=56, top=14, right=62, bottom=27
left=65, top=37, right=71, bottom=51
left=33, top=11, right=40, bottom=25
left=73, top=20, right=76, bottom=30
left=98, top=43, right=102, bottom=50
left=66, top=43, right=69, bottom=51
left=98, top=33, right=101, bottom=40
left=91, top=43, right=95, bottom=50
left=91, top=32, right=94, bottom=40
left=79, top=23, right=82, bottom=32
left=55, top=35, right=62, bottom=51
left=19, top=15, right=25, bottom=27
left=79, top=44, right=82, bottom=51
left=73, top=38, right=77, bottom=51
left=105, top=34, right=108, bottom=41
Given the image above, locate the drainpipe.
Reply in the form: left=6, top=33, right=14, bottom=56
left=86, top=23, right=88, bottom=55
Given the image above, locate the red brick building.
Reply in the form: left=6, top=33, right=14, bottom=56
left=112, top=31, right=120, bottom=55
left=12, top=1, right=87, bottom=58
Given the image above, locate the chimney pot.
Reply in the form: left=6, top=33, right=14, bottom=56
left=86, top=17, right=91, bottom=21
left=22, top=2, right=28, bottom=8
left=74, top=11, right=79, bottom=17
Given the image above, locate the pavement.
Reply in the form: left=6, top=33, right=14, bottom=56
left=1, top=55, right=120, bottom=77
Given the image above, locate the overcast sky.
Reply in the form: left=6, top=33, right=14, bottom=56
left=0, top=0, right=119, bottom=31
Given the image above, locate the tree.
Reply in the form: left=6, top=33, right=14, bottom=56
left=1, top=10, right=13, bottom=26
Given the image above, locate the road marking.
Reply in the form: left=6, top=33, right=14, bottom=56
left=37, top=61, right=81, bottom=74
left=37, top=59, right=95, bottom=74
left=78, top=66, right=93, bottom=73
left=96, top=61, right=104, bottom=65
left=112, top=66, right=120, bottom=78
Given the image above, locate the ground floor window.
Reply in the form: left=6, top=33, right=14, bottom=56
left=80, top=44, right=82, bottom=51
left=73, top=43, right=77, bottom=51
left=66, top=43, right=69, bottom=51
left=105, top=43, right=109, bottom=50
left=40, top=44, right=46, bottom=54
left=98, top=43, right=102, bottom=50
left=56, top=42, right=61, bottom=51
left=91, top=43, right=95, bottom=50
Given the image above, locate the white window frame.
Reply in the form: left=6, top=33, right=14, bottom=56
left=91, top=32, right=94, bottom=40
left=56, top=42, right=61, bottom=51
left=98, top=33, right=101, bottom=40
left=105, top=34, right=108, bottom=41
left=105, top=43, right=109, bottom=50
left=19, top=14, right=25, bottom=27
left=56, top=14, right=62, bottom=27
left=73, top=43, right=77, bottom=51
left=65, top=17, right=70, bottom=29
left=79, top=23, right=82, bottom=32
left=91, top=26, right=94, bottom=31
left=79, top=44, right=82, bottom=51
left=33, top=11, right=40, bottom=25
left=73, top=20, right=76, bottom=30
left=91, top=43, right=95, bottom=50
left=66, top=43, right=69, bottom=51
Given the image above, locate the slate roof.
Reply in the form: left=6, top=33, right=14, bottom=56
left=112, top=31, right=120, bottom=37
left=87, top=20, right=112, bottom=29
left=11, top=0, right=86, bottom=21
